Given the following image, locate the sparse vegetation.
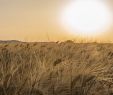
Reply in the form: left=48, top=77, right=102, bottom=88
left=0, top=41, right=113, bottom=95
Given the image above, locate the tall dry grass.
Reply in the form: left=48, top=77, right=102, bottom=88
left=0, top=41, right=113, bottom=95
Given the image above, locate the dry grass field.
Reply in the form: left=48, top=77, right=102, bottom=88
left=0, top=40, right=113, bottom=95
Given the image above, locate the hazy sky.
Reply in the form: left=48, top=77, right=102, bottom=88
left=0, top=0, right=113, bottom=42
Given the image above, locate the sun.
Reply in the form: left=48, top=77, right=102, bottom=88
left=59, top=0, right=112, bottom=37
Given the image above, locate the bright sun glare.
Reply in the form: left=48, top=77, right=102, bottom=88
left=60, top=0, right=112, bottom=37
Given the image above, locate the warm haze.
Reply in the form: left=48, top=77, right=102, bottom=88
left=0, top=0, right=113, bottom=42
left=1, top=1, right=113, bottom=95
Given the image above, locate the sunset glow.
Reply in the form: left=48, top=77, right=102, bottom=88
left=0, top=0, right=113, bottom=42
left=60, top=0, right=113, bottom=37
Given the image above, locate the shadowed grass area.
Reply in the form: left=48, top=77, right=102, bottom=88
left=0, top=41, right=113, bottom=95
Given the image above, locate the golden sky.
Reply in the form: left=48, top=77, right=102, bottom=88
left=0, top=0, right=113, bottom=42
